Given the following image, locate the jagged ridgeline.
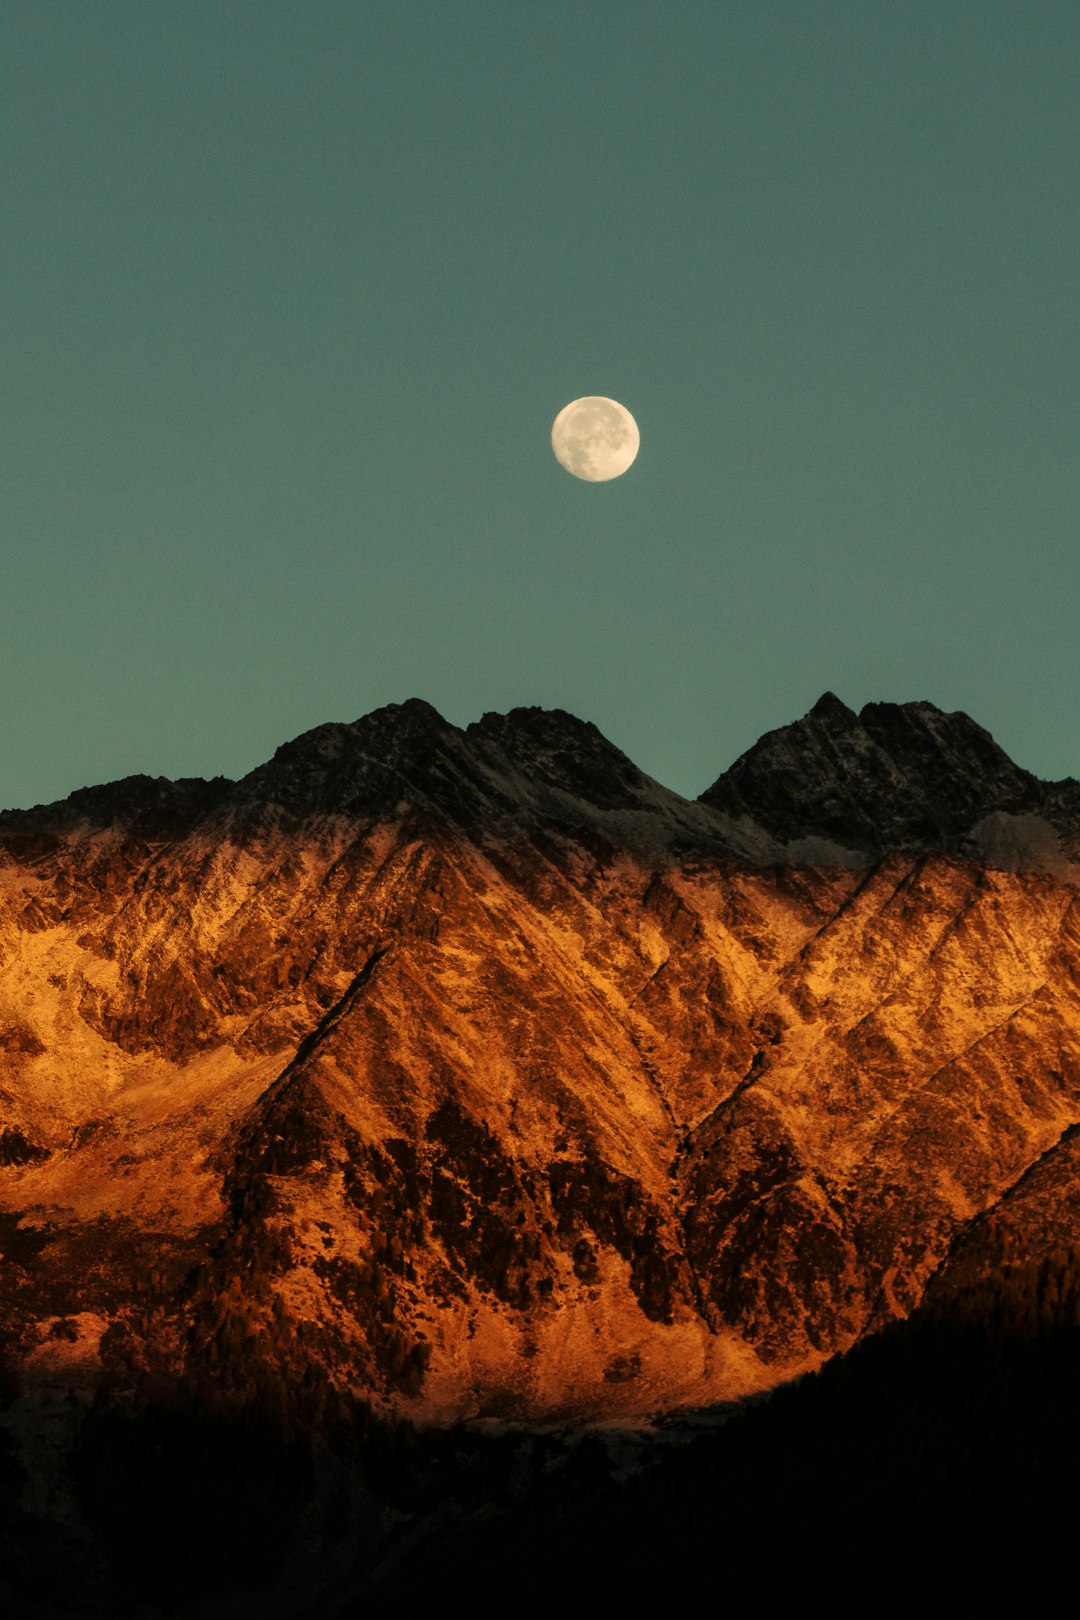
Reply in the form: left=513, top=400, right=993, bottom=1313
left=2, top=696, right=1080, bottom=1612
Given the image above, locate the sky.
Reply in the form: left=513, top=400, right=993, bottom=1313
left=3, top=0, right=1079, bottom=810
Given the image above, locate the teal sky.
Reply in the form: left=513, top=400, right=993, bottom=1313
left=3, top=1, right=1079, bottom=810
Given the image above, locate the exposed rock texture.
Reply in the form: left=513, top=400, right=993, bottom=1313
left=2, top=694, right=1080, bottom=1437
left=701, top=691, right=1062, bottom=860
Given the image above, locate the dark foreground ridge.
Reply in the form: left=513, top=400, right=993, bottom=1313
left=1, top=695, right=1079, bottom=1614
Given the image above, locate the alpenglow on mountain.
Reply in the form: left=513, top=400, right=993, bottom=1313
left=3, top=693, right=1080, bottom=1436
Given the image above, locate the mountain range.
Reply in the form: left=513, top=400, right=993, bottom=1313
left=2, top=693, right=1079, bottom=1613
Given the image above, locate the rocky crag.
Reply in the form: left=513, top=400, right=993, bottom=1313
left=2, top=691, right=1080, bottom=1446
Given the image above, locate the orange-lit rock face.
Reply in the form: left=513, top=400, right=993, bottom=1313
left=1, top=696, right=1079, bottom=1423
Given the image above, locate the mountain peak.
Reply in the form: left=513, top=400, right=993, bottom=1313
left=230, top=700, right=466, bottom=822
left=466, top=705, right=657, bottom=812
left=700, top=696, right=1043, bottom=853
left=807, top=691, right=856, bottom=724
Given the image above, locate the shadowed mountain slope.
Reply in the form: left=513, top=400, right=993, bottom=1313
left=699, top=691, right=1072, bottom=858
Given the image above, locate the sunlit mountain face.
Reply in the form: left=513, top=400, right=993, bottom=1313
left=2, top=696, right=1080, bottom=1613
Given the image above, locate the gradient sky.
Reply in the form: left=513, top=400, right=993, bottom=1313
left=3, top=1, right=1078, bottom=810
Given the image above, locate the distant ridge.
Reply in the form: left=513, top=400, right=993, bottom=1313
left=5, top=694, right=1078, bottom=864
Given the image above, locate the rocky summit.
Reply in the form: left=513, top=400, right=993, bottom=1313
left=1, top=694, right=1079, bottom=1447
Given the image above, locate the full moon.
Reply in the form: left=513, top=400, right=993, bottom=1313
left=551, top=396, right=640, bottom=482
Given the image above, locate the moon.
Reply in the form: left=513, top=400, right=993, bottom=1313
left=551, top=396, right=640, bottom=482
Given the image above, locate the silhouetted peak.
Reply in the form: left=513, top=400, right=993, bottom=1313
left=468, top=705, right=611, bottom=752
left=467, top=706, right=655, bottom=812
left=232, top=700, right=468, bottom=821
left=700, top=696, right=1044, bottom=853
left=807, top=691, right=856, bottom=724
left=357, top=697, right=450, bottom=734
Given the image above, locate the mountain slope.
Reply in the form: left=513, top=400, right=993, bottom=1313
left=1, top=695, right=1079, bottom=1438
